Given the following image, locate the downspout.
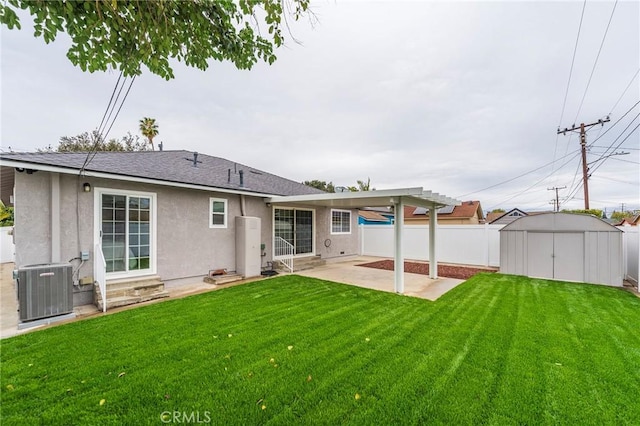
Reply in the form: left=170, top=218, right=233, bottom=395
left=51, top=172, right=61, bottom=263
left=240, top=194, right=246, bottom=217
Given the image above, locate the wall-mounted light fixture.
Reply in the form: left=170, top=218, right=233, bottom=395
left=83, top=182, right=92, bottom=193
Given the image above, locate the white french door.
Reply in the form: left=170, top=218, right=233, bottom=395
left=96, top=188, right=156, bottom=278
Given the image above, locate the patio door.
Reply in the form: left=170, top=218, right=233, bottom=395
left=274, top=208, right=314, bottom=256
left=97, top=189, right=156, bottom=277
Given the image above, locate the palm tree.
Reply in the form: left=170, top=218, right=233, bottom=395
left=357, top=177, right=372, bottom=191
left=139, top=117, right=159, bottom=151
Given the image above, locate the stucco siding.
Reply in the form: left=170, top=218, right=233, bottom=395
left=316, top=207, right=360, bottom=259
left=15, top=171, right=52, bottom=266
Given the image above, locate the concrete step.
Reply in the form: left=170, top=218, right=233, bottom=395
left=204, top=273, right=244, bottom=285
left=274, top=256, right=326, bottom=272
left=94, top=276, right=169, bottom=310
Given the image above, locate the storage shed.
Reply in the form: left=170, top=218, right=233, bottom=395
left=500, top=212, right=623, bottom=286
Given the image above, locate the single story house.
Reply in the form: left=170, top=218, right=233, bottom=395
left=404, top=200, right=484, bottom=225
left=1, top=150, right=460, bottom=314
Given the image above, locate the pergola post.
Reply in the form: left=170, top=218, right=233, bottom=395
left=429, top=206, right=437, bottom=279
left=394, top=199, right=404, bottom=293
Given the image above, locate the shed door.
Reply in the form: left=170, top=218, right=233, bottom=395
left=553, top=233, right=584, bottom=282
left=526, top=232, right=584, bottom=282
left=527, top=233, right=553, bottom=279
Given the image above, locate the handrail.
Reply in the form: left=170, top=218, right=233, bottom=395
left=274, top=236, right=294, bottom=273
left=94, top=243, right=107, bottom=312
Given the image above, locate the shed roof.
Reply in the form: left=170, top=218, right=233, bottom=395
left=500, top=212, right=621, bottom=232
left=0, top=151, right=321, bottom=197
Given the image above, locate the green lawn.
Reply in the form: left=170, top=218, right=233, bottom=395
left=2, top=274, right=639, bottom=425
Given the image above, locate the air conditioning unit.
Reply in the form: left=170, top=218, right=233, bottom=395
left=17, top=263, right=73, bottom=322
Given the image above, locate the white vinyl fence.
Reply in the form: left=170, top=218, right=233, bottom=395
left=360, top=224, right=503, bottom=267
left=619, top=226, right=639, bottom=289
left=0, top=227, right=15, bottom=263
left=360, top=224, right=639, bottom=286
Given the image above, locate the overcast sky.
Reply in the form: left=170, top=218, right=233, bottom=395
left=1, top=1, right=638, bottom=214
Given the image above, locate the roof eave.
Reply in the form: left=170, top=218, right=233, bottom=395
left=0, top=158, right=280, bottom=198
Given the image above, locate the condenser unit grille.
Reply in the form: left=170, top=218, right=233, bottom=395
left=18, top=263, right=73, bottom=322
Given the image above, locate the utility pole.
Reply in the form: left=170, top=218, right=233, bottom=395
left=547, top=186, right=566, bottom=212
left=557, top=116, right=610, bottom=210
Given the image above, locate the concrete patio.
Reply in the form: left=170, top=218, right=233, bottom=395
left=1, top=256, right=465, bottom=339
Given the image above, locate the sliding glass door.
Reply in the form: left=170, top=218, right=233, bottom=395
left=274, top=208, right=314, bottom=256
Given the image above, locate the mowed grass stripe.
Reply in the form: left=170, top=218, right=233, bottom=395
left=2, top=274, right=639, bottom=425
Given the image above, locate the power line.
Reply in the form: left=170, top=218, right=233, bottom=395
left=590, top=111, right=639, bottom=166
left=558, top=116, right=611, bottom=209
left=558, top=0, right=587, bottom=128
left=552, top=0, right=587, bottom=180
left=588, top=99, right=640, bottom=146
left=79, top=75, right=137, bottom=175
left=590, top=120, right=640, bottom=175
left=85, top=76, right=137, bottom=170
left=456, top=149, right=581, bottom=198
left=609, top=68, right=640, bottom=115
left=572, top=0, right=618, bottom=123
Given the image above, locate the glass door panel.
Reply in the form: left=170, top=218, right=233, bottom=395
left=102, top=194, right=126, bottom=273
left=274, top=209, right=294, bottom=245
left=101, top=193, right=152, bottom=274
left=295, top=210, right=313, bottom=255
left=274, top=208, right=313, bottom=256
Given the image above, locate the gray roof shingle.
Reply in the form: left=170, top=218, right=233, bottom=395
left=0, top=150, right=323, bottom=197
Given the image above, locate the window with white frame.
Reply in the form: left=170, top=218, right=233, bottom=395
left=331, top=209, right=351, bottom=234
left=210, top=198, right=228, bottom=228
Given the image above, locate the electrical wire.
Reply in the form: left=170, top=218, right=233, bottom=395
left=558, top=0, right=587, bottom=129
left=552, top=0, right=587, bottom=179
left=589, top=111, right=639, bottom=166
left=456, top=149, right=581, bottom=198
left=588, top=99, right=640, bottom=146
left=572, top=0, right=618, bottom=123
left=590, top=120, right=640, bottom=175
left=80, top=74, right=137, bottom=174
left=85, top=76, right=137, bottom=168
left=609, top=68, right=640, bottom=115
left=490, top=151, right=582, bottom=208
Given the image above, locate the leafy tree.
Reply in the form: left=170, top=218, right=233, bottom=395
left=0, top=201, right=14, bottom=226
left=139, top=117, right=159, bottom=151
left=611, top=210, right=636, bottom=221
left=39, top=130, right=149, bottom=152
left=0, top=0, right=311, bottom=80
left=491, top=208, right=506, bottom=213
left=356, top=178, right=374, bottom=191
left=562, top=209, right=603, bottom=218
left=303, top=180, right=335, bottom=193
left=347, top=178, right=374, bottom=192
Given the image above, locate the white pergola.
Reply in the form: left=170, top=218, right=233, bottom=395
left=266, top=187, right=461, bottom=294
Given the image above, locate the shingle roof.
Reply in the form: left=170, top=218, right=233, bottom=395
left=358, top=210, right=390, bottom=222
left=404, top=200, right=483, bottom=220
left=0, top=150, right=323, bottom=197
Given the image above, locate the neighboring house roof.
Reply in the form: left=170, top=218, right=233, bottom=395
left=488, top=208, right=528, bottom=224
left=0, top=151, right=322, bottom=197
left=358, top=210, right=390, bottom=222
left=615, top=214, right=639, bottom=226
left=404, top=200, right=484, bottom=221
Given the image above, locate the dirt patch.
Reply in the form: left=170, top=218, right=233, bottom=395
left=358, top=260, right=497, bottom=280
